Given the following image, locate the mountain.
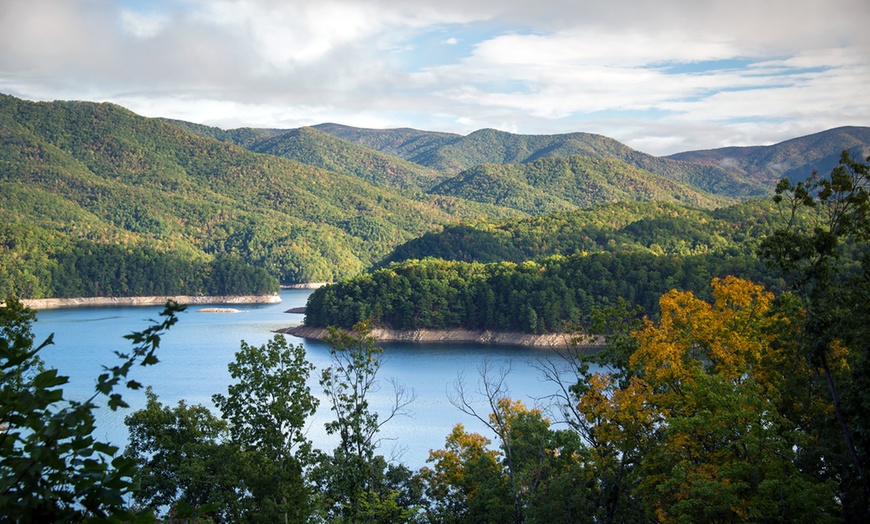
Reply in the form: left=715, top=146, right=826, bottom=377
left=0, top=94, right=517, bottom=290
left=160, top=118, right=286, bottom=148
left=4, top=91, right=864, bottom=297
left=313, top=123, right=460, bottom=160
left=246, top=127, right=450, bottom=191
left=668, top=126, right=870, bottom=186
left=313, top=125, right=770, bottom=198
left=428, top=155, right=732, bottom=214
left=378, top=199, right=779, bottom=266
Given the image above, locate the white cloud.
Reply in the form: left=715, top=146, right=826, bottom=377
left=0, top=0, right=867, bottom=155
left=120, top=10, right=169, bottom=39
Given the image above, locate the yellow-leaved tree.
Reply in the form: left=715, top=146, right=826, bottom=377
left=577, top=277, right=838, bottom=523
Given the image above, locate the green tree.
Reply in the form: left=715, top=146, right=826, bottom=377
left=211, top=335, right=319, bottom=524
left=0, top=296, right=182, bottom=523
left=315, top=323, right=416, bottom=523
left=760, top=151, right=870, bottom=515
left=124, top=388, right=237, bottom=521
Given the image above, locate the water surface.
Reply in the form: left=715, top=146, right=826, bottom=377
left=32, top=290, right=584, bottom=468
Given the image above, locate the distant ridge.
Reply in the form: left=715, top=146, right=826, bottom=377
left=312, top=124, right=770, bottom=198
left=428, top=155, right=733, bottom=214
left=668, top=126, right=870, bottom=185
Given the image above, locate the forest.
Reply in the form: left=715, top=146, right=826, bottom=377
left=4, top=93, right=867, bottom=298
left=2, top=152, right=868, bottom=522
left=0, top=222, right=278, bottom=298
left=304, top=199, right=788, bottom=332
left=303, top=252, right=775, bottom=333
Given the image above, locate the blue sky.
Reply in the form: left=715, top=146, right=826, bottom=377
left=0, top=0, right=867, bottom=155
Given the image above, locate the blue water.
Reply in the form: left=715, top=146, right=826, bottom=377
left=31, top=290, right=582, bottom=468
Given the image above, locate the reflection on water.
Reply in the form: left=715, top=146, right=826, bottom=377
left=32, top=290, right=585, bottom=468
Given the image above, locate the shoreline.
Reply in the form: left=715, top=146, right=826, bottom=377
left=280, top=325, right=600, bottom=349
left=15, top=294, right=282, bottom=310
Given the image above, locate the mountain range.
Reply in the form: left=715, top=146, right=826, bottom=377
left=1, top=92, right=868, bottom=295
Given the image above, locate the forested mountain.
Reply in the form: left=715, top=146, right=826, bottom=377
left=313, top=122, right=460, bottom=160
left=3, top=91, right=866, bottom=300
left=160, top=118, right=286, bottom=148
left=428, top=155, right=732, bottom=214
left=0, top=94, right=517, bottom=296
left=172, top=121, right=451, bottom=191
left=314, top=124, right=770, bottom=197
left=379, top=199, right=779, bottom=266
left=246, top=127, right=449, bottom=191
left=668, top=126, right=870, bottom=186
left=181, top=120, right=731, bottom=212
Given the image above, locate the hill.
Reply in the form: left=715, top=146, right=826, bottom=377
left=378, top=199, right=778, bottom=267
left=246, top=127, right=450, bottom=191
left=313, top=123, right=460, bottom=160
left=314, top=125, right=770, bottom=198
left=668, top=126, right=870, bottom=186
left=4, top=92, right=865, bottom=299
left=428, top=155, right=732, bottom=214
left=305, top=199, right=790, bottom=333
left=0, top=94, right=518, bottom=296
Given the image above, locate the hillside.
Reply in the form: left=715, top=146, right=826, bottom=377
left=428, top=155, right=732, bottom=214
left=4, top=92, right=866, bottom=299
left=668, top=126, right=870, bottom=185
left=379, top=199, right=779, bottom=266
left=313, top=123, right=460, bottom=160
left=0, top=94, right=518, bottom=294
left=246, top=127, right=450, bottom=191
left=314, top=125, right=770, bottom=198
left=160, top=118, right=288, bottom=148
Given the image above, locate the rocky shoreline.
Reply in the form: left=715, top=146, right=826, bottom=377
left=17, top=294, right=281, bottom=310
left=280, top=325, right=599, bottom=349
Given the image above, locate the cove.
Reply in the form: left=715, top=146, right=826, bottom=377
left=31, top=289, right=590, bottom=468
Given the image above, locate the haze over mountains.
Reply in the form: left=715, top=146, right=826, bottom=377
left=1, top=92, right=868, bottom=296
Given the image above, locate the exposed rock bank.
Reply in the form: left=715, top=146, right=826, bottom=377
left=280, top=325, right=597, bottom=349
left=18, top=294, right=281, bottom=310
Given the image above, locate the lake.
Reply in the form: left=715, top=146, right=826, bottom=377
left=31, top=289, right=588, bottom=469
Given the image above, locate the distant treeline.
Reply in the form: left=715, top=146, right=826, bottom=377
left=379, top=199, right=781, bottom=266
left=0, top=223, right=277, bottom=298
left=303, top=254, right=778, bottom=333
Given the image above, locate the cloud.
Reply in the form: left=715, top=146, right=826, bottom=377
left=0, top=0, right=867, bottom=155
left=120, top=9, right=169, bottom=39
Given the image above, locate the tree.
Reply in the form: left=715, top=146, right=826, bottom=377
left=421, top=424, right=511, bottom=524
left=760, top=151, right=870, bottom=515
left=211, top=335, right=319, bottom=524
left=574, top=277, right=838, bottom=522
left=124, top=388, right=237, bottom=521
left=449, top=361, right=524, bottom=523
left=0, top=296, right=182, bottom=523
left=429, top=372, right=601, bottom=523
left=314, top=323, right=416, bottom=523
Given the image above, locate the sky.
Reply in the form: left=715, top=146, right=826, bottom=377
left=1, top=0, right=868, bottom=156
